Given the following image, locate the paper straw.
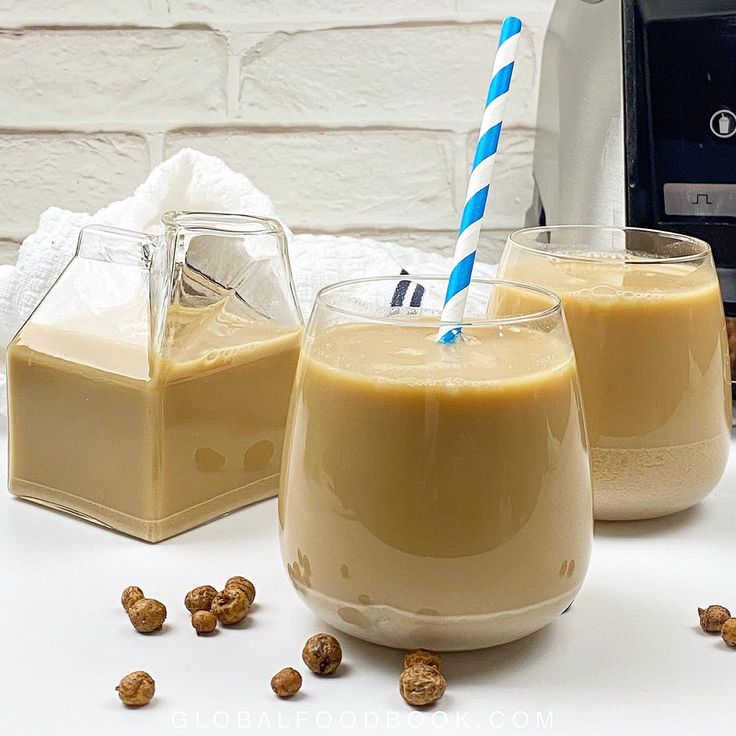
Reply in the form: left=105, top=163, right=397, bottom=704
left=438, top=16, right=523, bottom=343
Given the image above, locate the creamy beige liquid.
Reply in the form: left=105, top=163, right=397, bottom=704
left=499, top=253, right=732, bottom=520
left=8, top=312, right=301, bottom=542
left=279, top=322, right=592, bottom=650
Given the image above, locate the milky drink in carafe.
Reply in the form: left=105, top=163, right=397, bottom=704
left=7, top=214, right=303, bottom=542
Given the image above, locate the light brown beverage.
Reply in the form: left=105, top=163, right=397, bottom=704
left=8, top=311, right=301, bottom=542
left=499, top=248, right=732, bottom=520
left=279, top=321, right=592, bottom=650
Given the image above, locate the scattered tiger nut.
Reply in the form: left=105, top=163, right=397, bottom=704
left=722, top=618, right=736, bottom=647
left=270, top=667, right=302, bottom=698
left=128, top=598, right=167, bottom=633
left=399, top=664, right=447, bottom=707
left=116, top=671, right=155, bottom=706
left=225, top=576, right=256, bottom=605
left=192, top=610, right=217, bottom=635
left=185, top=585, right=218, bottom=614
left=211, top=587, right=249, bottom=625
left=302, top=633, right=342, bottom=675
left=698, top=605, right=731, bottom=634
left=121, top=586, right=145, bottom=613
left=403, top=649, right=442, bottom=673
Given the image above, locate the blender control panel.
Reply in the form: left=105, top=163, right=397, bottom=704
left=648, top=15, right=736, bottom=219
left=624, top=1, right=736, bottom=268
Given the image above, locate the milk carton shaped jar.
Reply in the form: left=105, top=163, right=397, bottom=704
left=7, top=212, right=303, bottom=541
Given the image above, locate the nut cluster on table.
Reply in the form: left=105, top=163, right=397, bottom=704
left=116, top=579, right=451, bottom=708
left=116, top=576, right=257, bottom=707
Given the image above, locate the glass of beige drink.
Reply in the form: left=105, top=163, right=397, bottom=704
left=279, top=276, right=592, bottom=650
left=498, top=226, right=731, bottom=521
left=7, top=212, right=303, bottom=542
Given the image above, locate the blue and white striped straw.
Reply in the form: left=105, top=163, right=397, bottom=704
left=438, top=16, right=523, bottom=343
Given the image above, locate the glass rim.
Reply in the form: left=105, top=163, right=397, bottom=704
left=161, top=210, right=283, bottom=235
left=508, top=225, right=711, bottom=264
left=315, top=275, right=563, bottom=328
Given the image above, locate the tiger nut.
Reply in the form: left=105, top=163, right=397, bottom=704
left=722, top=618, right=736, bottom=647
left=403, top=649, right=442, bottom=673
left=211, top=587, right=249, bottom=625
left=399, top=664, right=447, bottom=707
left=116, top=671, right=155, bottom=706
left=270, top=667, right=302, bottom=698
left=192, top=610, right=217, bottom=635
left=302, top=633, right=342, bottom=675
left=128, top=598, right=167, bottom=633
left=698, top=605, right=731, bottom=634
left=185, top=585, right=218, bottom=614
left=121, top=586, right=145, bottom=613
left=225, top=576, right=256, bottom=605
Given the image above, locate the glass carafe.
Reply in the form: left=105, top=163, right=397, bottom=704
left=7, top=212, right=303, bottom=542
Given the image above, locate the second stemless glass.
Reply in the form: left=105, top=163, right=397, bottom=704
left=498, top=226, right=731, bottom=521
left=279, top=277, right=592, bottom=651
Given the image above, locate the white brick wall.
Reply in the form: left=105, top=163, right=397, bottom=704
left=0, top=0, right=554, bottom=263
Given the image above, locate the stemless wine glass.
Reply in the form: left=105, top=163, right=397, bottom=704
left=498, top=226, right=731, bottom=521
left=279, top=276, right=592, bottom=651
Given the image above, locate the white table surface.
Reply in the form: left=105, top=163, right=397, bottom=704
left=1, top=428, right=735, bottom=736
